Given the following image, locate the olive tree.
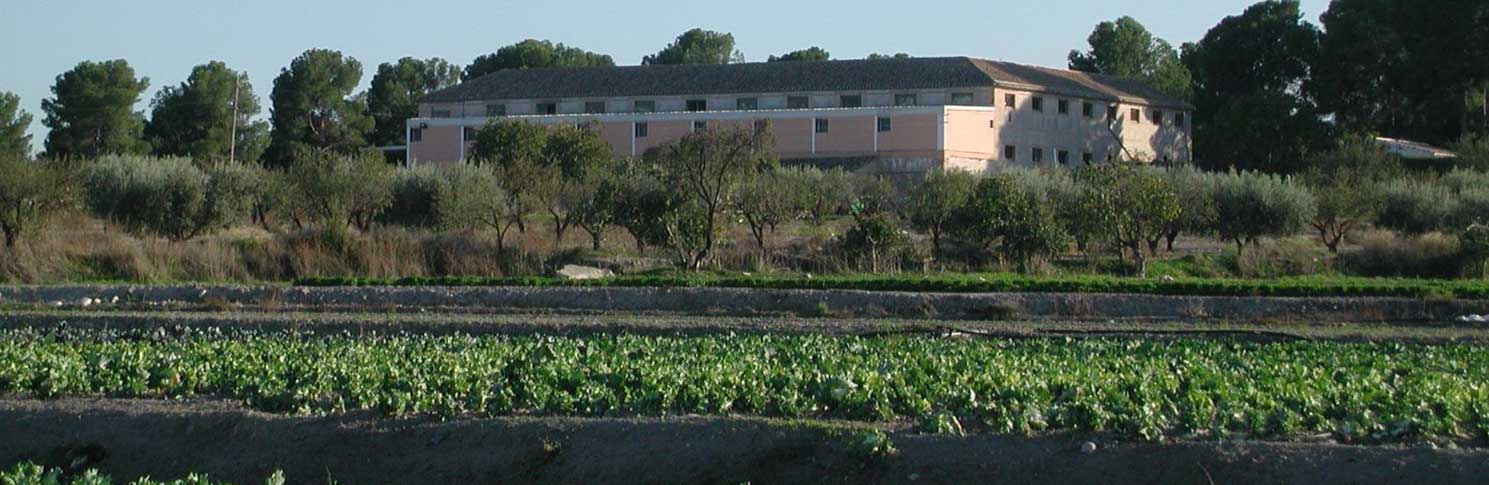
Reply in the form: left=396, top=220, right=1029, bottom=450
left=282, top=148, right=394, bottom=232
left=539, top=123, right=613, bottom=246
left=904, top=169, right=977, bottom=256
left=950, top=174, right=1069, bottom=272
left=0, top=157, right=74, bottom=247
left=1212, top=170, right=1316, bottom=255
left=651, top=124, right=776, bottom=269
left=1160, top=165, right=1218, bottom=252
left=434, top=164, right=520, bottom=252
left=735, top=168, right=799, bottom=257
left=80, top=156, right=259, bottom=241
left=1301, top=136, right=1400, bottom=252
left=1074, top=163, right=1179, bottom=276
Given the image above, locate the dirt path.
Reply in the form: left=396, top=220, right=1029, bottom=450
left=5, top=309, right=1489, bottom=343
left=1, top=398, right=1483, bottom=485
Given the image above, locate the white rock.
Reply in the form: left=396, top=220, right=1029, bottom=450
left=1080, top=441, right=1098, bottom=454
left=78, top=298, right=94, bottom=307
left=555, top=264, right=614, bottom=280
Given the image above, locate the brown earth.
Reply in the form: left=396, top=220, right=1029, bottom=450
left=2, top=398, right=1485, bottom=485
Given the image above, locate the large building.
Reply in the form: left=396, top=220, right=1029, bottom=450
left=409, top=56, right=1192, bottom=174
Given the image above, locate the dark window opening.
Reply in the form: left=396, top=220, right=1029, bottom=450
left=409, top=128, right=422, bottom=142
left=1004, top=93, right=1016, bottom=108
left=1004, top=145, right=1017, bottom=160
left=1175, top=113, right=1186, bottom=128
left=1032, top=97, right=1044, bottom=112
left=877, top=117, right=891, bottom=132
left=1082, top=152, right=1094, bottom=163
left=1032, top=147, right=1044, bottom=163
left=894, top=93, right=918, bottom=106
left=840, top=95, right=862, bottom=108
left=815, top=118, right=829, bottom=133
left=1057, top=99, right=1069, bottom=115
left=692, top=120, right=706, bottom=131
left=634, top=123, right=648, bottom=138
left=787, top=96, right=809, bottom=109
left=950, top=92, right=974, bottom=105
left=584, top=101, right=606, bottom=114
left=1057, top=149, right=1070, bottom=165
left=1082, top=102, right=1093, bottom=118
left=634, top=100, right=656, bottom=113
left=686, top=99, right=707, bottom=112
left=536, top=102, right=557, bottom=115
left=486, top=104, right=506, bottom=117
left=1130, top=108, right=1141, bottom=122
left=736, top=97, right=758, bottom=110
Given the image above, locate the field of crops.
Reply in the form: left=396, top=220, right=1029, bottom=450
left=2, top=329, right=1485, bottom=444
left=0, top=462, right=282, bottom=485
left=293, top=273, right=1489, bottom=299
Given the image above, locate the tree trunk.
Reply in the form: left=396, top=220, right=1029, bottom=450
left=1165, top=231, right=1178, bottom=252
left=2, top=228, right=15, bottom=248
left=1130, top=241, right=1147, bottom=277
left=589, top=229, right=603, bottom=251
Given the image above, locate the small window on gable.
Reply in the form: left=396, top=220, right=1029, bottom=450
left=840, top=95, right=862, bottom=108
left=686, top=99, right=707, bottom=112
left=1131, top=108, right=1141, bottom=123
left=1004, top=93, right=1016, bottom=108
left=432, top=109, right=452, bottom=118
left=787, top=96, right=809, bottom=109
left=1057, top=99, right=1069, bottom=115
left=894, top=93, right=918, bottom=106
left=634, top=122, right=648, bottom=138
left=1004, top=145, right=1017, bottom=161
left=634, top=100, right=656, bottom=113
left=486, top=104, right=506, bottom=117
left=536, top=102, right=557, bottom=115
left=950, top=92, right=974, bottom=105
left=877, top=117, right=891, bottom=132
left=1057, top=149, right=1070, bottom=165
left=736, top=97, right=758, bottom=110
left=1032, top=97, right=1044, bottom=112
left=1032, top=147, right=1044, bottom=163
left=584, top=101, right=606, bottom=114
left=409, top=128, right=423, bottom=142
left=692, top=120, right=707, bottom=131
left=1082, top=102, right=1093, bottom=118
left=815, top=118, right=830, bottom=133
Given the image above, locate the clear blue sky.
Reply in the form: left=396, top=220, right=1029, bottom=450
left=0, top=0, right=1331, bottom=154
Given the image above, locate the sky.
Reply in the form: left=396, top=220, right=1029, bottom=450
left=0, top=0, right=1331, bottom=155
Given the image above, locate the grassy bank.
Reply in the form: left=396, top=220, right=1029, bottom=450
left=3, top=329, right=1485, bottom=443
left=293, top=272, right=1489, bottom=299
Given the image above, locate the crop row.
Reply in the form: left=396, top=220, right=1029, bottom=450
left=294, top=273, right=1489, bottom=300
left=4, top=330, right=1487, bottom=443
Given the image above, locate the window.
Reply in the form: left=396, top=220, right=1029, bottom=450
left=877, top=117, right=892, bottom=132
left=815, top=118, right=830, bottom=133
left=634, top=100, right=656, bottom=113
left=1082, top=102, right=1093, bottom=118
left=894, top=94, right=918, bottom=106
left=486, top=104, right=506, bottom=117
left=1130, top=108, right=1141, bottom=123
left=736, top=97, right=758, bottom=110
left=1032, top=148, right=1045, bottom=163
left=432, top=109, right=452, bottom=118
left=408, top=128, right=423, bottom=142
left=463, top=126, right=476, bottom=140
left=1175, top=113, right=1186, bottom=128
left=584, top=101, right=606, bottom=114
left=1057, top=149, right=1070, bottom=165
left=686, top=99, right=707, bottom=112
left=1108, top=105, right=1119, bottom=120
left=1058, top=99, right=1069, bottom=115
left=1004, top=93, right=1016, bottom=108
left=1082, top=152, right=1094, bottom=163
left=1032, top=97, right=1045, bottom=112
left=839, top=95, right=862, bottom=108
left=787, top=96, right=809, bottom=109
left=1004, top=145, right=1017, bottom=160
left=634, top=122, right=648, bottom=138
left=692, top=120, right=707, bottom=131
left=1152, top=110, right=1164, bottom=124
left=950, top=92, right=974, bottom=105
left=536, top=102, right=557, bottom=115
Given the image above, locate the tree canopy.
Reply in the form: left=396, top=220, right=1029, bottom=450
left=0, top=92, right=33, bottom=158
left=643, top=28, right=743, bottom=65
left=1068, top=16, right=1192, bottom=100
left=368, top=57, right=460, bottom=147
left=462, top=39, right=614, bottom=81
left=768, top=47, right=831, bottom=62
left=265, top=49, right=373, bottom=168
left=40, top=59, right=151, bottom=159
left=865, top=53, right=912, bottom=60
left=145, top=61, right=265, bottom=162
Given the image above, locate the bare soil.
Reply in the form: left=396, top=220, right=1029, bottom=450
left=2, top=398, right=1485, bottom=485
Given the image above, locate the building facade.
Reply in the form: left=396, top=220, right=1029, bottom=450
left=409, top=57, right=1192, bottom=174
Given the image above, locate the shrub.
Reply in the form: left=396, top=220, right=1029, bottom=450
left=736, top=168, right=801, bottom=257
left=1161, top=165, right=1218, bottom=252
left=1073, top=163, right=1180, bottom=276
left=1338, top=230, right=1463, bottom=278
left=1234, top=237, right=1330, bottom=278
left=382, top=165, right=446, bottom=228
left=950, top=174, right=1069, bottom=272
left=1374, top=178, right=1457, bottom=235
left=840, top=207, right=910, bottom=272
left=0, top=157, right=74, bottom=247
left=904, top=169, right=977, bottom=256
left=80, top=156, right=257, bottom=241
left=281, top=148, right=394, bottom=232
left=1462, top=224, right=1489, bottom=278
left=1212, top=170, right=1316, bottom=254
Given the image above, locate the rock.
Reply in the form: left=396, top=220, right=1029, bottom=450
left=78, top=298, right=94, bottom=307
left=1080, top=441, right=1098, bottom=454
left=1160, top=275, right=1176, bottom=282
left=555, top=264, right=614, bottom=280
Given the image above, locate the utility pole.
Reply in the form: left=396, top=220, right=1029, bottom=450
left=228, top=74, right=241, bottom=162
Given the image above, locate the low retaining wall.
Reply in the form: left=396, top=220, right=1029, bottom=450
left=2, top=284, right=1486, bottom=322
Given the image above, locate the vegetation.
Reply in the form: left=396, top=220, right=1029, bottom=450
left=0, top=157, right=74, bottom=247
left=768, top=47, right=831, bottom=63
left=40, top=60, right=151, bottom=158
left=642, top=28, right=743, bottom=65
left=80, top=156, right=260, bottom=241
left=145, top=62, right=266, bottom=163
left=0, top=92, right=34, bottom=158
left=264, top=49, right=372, bottom=167
left=2, top=330, right=1486, bottom=443
left=0, top=462, right=284, bottom=485
left=462, top=39, right=614, bottom=82
left=366, top=57, right=461, bottom=147
left=1067, top=16, right=1192, bottom=99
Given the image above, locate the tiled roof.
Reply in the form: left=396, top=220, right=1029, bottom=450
left=421, top=56, right=1192, bottom=109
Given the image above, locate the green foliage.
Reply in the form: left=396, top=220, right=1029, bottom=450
left=79, top=156, right=259, bottom=241
left=1067, top=16, right=1192, bottom=99
left=779, top=166, right=855, bottom=223
left=433, top=164, right=516, bottom=246
left=1212, top=170, right=1316, bottom=252
left=611, top=160, right=674, bottom=252
left=265, top=49, right=373, bottom=167
left=865, top=53, right=912, bottom=60
left=145, top=61, right=264, bottom=163
left=1375, top=179, right=1457, bottom=235
left=1161, top=165, right=1218, bottom=250
left=4, top=331, right=1488, bottom=443
left=1234, top=237, right=1330, bottom=278
left=0, top=92, right=34, bottom=158
left=1302, top=136, right=1398, bottom=251
left=462, top=39, right=615, bottom=81
left=651, top=124, right=776, bottom=269
left=469, top=120, right=548, bottom=167
left=951, top=175, right=1069, bottom=271
left=735, top=168, right=800, bottom=255
left=281, top=149, right=393, bottom=231
left=1073, top=164, right=1180, bottom=275
left=382, top=165, right=446, bottom=228
left=367, top=57, right=460, bottom=147
left=904, top=169, right=977, bottom=255
left=0, top=461, right=284, bottom=485
left=643, top=28, right=744, bottom=65
left=1339, top=231, right=1465, bottom=278
left=841, top=206, right=909, bottom=272
left=41, top=59, right=151, bottom=158
left=767, top=47, right=831, bottom=62
left=1453, top=134, right=1489, bottom=171
left=0, top=157, right=74, bottom=247
left=1462, top=224, right=1489, bottom=278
